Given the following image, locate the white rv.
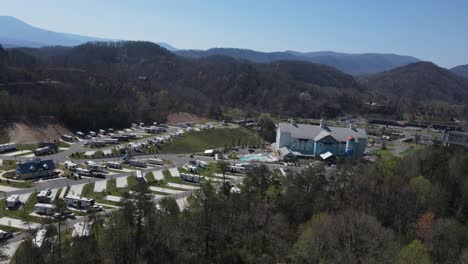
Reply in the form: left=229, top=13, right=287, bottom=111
left=148, top=158, right=164, bottom=166
left=34, top=203, right=55, bottom=216
left=65, top=195, right=95, bottom=209
left=105, top=161, right=123, bottom=170
left=76, top=168, right=91, bottom=176
left=6, top=195, right=20, bottom=209
left=129, top=160, right=146, bottom=168
left=0, top=143, right=16, bottom=153
left=136, top=171, right=147, bottom=183
left=64, top=161, right=77, bottom=171
left=195, top=160, right=209, bottom=169
left=229, top=166, right=245, bottom=174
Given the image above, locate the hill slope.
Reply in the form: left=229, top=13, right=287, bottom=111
left=360, top=62, right=468, bottom=103
left=451, top=65, right=468, bottom=79
left=176, top=48, right=420, bottom=75
left=0, top=41, right=364, bottom=129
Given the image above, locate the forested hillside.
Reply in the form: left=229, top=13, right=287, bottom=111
left=0, top=41, right=467, bottom=130
left=11, top=145, right=468, bottom=263
left=0, top=42, right=366, bottom=130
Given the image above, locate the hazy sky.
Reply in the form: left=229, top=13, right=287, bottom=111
left=2, top=0, right=467, bottom=67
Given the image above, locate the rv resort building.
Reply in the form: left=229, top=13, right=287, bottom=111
left=275, top=119, right=368, bottom=159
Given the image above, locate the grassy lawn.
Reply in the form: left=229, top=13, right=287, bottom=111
left=0, top=160, right=17, bottom=171
left=401, top=143, right=426, bottom=157
left=162, top=170, right=171, bottom=178
left=0, top=224, right=23, bottom=233
left=0, top=178, right=34, bottom=188
left=81, top=176, right=138, bottom=206
left=159, top=127, right=263, bottom=154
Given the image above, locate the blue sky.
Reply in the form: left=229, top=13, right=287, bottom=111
left=2, top=0, right=467, bottom=67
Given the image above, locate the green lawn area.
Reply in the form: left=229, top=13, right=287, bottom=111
left=81, top=176, right=138, bottom=206
left=162, top=170, right=171, bottom=178
left=0, top=160, right=17, bottom=171
left=0, top=224, right=23, bottom=233
left=0, top=179, right=34, bottom=188
left=159, top=127, right=263, bottom=154
left=401, top=143, right=426, bottom=157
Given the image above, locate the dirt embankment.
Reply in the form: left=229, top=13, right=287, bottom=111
left=4, top=121, right=72, bottom=144
left=166, top=112, right=208, bottom=125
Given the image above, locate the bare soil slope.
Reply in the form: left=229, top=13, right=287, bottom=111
left=6, top=121, right=72, bottom=144
left=167, top=112, right=208, bottom=125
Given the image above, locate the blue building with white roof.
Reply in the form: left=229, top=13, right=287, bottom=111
left=275, top=119, right=367, bottom=158
left=16, top=158, right=56, bottom=180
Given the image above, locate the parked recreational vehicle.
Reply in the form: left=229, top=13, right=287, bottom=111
left=229, top=166, right=245, bottom=173
left=99, top=129, right=107, bottom=135
left=89, top=140, right=106, bottom=147
left=34, top=146, right=52, bottom=156
left=76, top=168, right=91, bottom=176
left=64, top=161, right=77, bottom=171
left=185, top=164, right=199, bottom=174
left=37, top=189, right=53, bottom=203
left=76, top=131, right=85, bottom=138
left=180, top=173, right=202, bottom=183
left=34, top=203, right=55, bottom=216
left=0, top=143, right=16, bottom=153
left=136, top=171, right=147, bottom=183
left=129, top=160, right=146, bottom=168
left=65, top=195, right=95, bottom=210
left=103, top=138, right=119, bottom=144
left=195, top=160, right=209, bottom=169
left=89, top=131, right=97, bottom=137
left=148, top=158, right=164, bottom=166
left=61, top=135, right=73, bottom=142
left=105, top=161, right=122, bottom=170
left=145, top=126, right=165, bottom=133
left=87, top=163, right=108, bottom=172
left=6, top=195, right=20, bottom=209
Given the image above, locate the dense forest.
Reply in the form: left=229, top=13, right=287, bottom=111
left=0, top=41, right=467, bottom=130
left=8, top=145, right=468, bottom=263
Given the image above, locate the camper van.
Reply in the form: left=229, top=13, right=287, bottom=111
left=6, top=195, right=20, bottom=209
left=65, top=195, right=95, bottom=210
left=34, top=203, right=55, bottom=216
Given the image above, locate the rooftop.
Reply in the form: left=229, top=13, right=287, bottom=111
left=278, top=122, right=367, bottom=142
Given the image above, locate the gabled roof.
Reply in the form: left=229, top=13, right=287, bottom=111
left=17, top=159, right=55, bottom=174
left=278, top=122, right=367, bottom=142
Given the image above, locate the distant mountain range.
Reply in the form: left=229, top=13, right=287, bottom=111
left=0, top=16, right=173, bottom=51
left=176, top=48, right=421, bottom=75
left=0, top=16, right=427, bottom=75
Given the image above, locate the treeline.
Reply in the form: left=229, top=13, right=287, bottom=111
left=10, top=145, right=468, bottom=263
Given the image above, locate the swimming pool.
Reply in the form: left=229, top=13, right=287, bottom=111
left=239, top=153, right=277, bottom=162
